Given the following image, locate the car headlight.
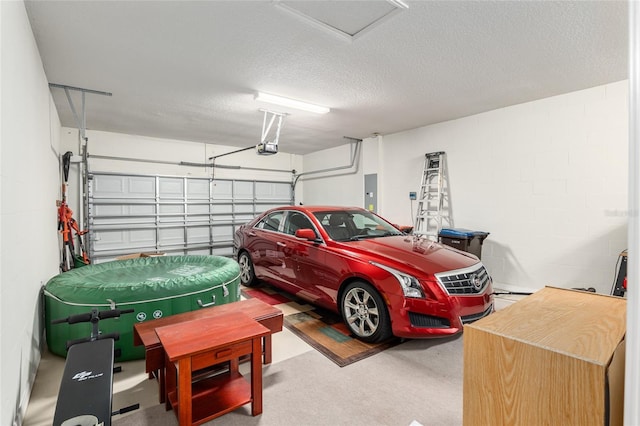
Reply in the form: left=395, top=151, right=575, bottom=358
left=370, top=261, right=425, bottom=299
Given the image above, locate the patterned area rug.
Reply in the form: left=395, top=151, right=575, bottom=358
left=242, top=285, right=400, bottom=367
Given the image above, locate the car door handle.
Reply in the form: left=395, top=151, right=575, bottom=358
left=277, top=241, right=287, bottom=247
left=248, top=231, right=257, bottom=237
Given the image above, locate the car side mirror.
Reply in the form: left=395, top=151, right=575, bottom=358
left=295, top=228, right=319, bottom=241
left=398, top=225, right=414, bottom=234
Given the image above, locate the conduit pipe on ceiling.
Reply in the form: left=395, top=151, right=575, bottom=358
left=292, top=137, right=363, bottom=191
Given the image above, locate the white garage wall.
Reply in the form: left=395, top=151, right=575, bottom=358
left=1, top=2, right=61, bottom=424
left=380, top=81, right=628, bottom=293
left=300, top=137, right=379, bottom=208
left=302, top=82, right=627, bottom=293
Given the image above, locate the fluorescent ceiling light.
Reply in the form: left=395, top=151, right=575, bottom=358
left=255, top=92, right=330, bottom=114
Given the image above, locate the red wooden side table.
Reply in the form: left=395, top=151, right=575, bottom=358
left=156, top=311, right=270, bottom=425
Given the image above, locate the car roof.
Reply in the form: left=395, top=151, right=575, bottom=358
left=270, top=206, right=365, bottom=214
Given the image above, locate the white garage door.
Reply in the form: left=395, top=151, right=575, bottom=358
left=88, top=173, right=293, bottom=263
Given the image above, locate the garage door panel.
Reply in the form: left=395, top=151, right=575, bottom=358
left=187, top=226, right=210, bottom=243
left=89, top=173, right=292, bottom=262
left=234, top=204, right=255, bottom=214
left=130, top=229, right=157, bottom=244
left=159, top=204, right=184, bottom=223
left=212, top=180, right=233, bottom=198
left=212, top=215, right=233, bottom=223
left=186, top=248, right=214, bottom=256
left=158, top=228, right=185, bottom=246
left=93, top=229, right=156, bottom=251
left=158, top=219, right=185, bottom=225
left=93, top=230, right=126, bottom=249
left=235, top=214, right=256, bottom=223
left=255, top=182, right=291, bottom=202
left=159, top=177, right=184, bottom=198
left=233, top=181, right=253, bottom=199
left=130, top=204, right=156, bottom=215
left=90, top=175, right=156, bottom=201
left=159, top=204, right=183, bottom=213
left=158, top=218, right=186, bottom=225
left=127, top=177, right=156, bottom=196
left=93, top=218, right=153, bottom=226
left=92, top=207, right=150, bottom=225
left=186, top=216, right=210, bottom=224
left=92, top=175, right=126, bottom=194
left=212, top=225, right=233, bottom=241
left=211, top=204, right=233, bottom=214
left=212, top=247, right=234, bottom=256
left=187, top=179, right=210, bottom=199
left=93, top=176, right=156, bottom=198
left=187, top=204, right=210, bottom=219
left=93, top=203, right=155, bottom=216
left=93, top=175, right=155, bottom=198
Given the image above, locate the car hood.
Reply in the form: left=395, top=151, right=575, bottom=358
left=335, top=235, right=480, bottom=276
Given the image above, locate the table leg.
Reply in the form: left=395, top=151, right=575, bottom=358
left=165, top=355, right=176, bottom=411
left=263, top=335, right=272, bottom=364
left=178, top=357, right=192, bottom=425
left=251, top=337, right=263, bottom=416
left=159, top=367, right=166, bottom=404
left=230, top=358, right=239, bottom=373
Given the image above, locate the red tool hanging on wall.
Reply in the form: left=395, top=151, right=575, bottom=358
left=57, top=151, right=90, bottom=272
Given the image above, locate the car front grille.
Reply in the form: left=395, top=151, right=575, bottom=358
left=435, top=264, right=490, bottom=295
left=408, top=312, right=451, bottom=328
left=460, top=304, right=494, bottom=324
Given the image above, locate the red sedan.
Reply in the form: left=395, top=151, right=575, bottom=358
left=234, top=206, right=494, bottom=342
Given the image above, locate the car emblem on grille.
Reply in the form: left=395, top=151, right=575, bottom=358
left=470, top=273, right=482, bottom=291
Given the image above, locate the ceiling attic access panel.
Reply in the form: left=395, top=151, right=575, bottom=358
left=275, top=0, right=408, bottom=41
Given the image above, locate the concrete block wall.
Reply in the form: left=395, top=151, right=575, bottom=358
left=380, top=81, right=628, bottom=293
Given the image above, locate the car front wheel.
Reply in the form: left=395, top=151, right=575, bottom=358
left=238, top=251, right=257, bottom=287
left=340, top=281, right=392, bottom=343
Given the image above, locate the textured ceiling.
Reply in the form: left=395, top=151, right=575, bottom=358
left=25, top=1, right=628, bottom=155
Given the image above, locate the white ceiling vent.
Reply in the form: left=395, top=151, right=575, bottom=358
left=274, top=0, right=408, bottom=41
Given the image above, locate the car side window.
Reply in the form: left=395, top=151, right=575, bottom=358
left=284, top=212, right=314, bottom=236
left=255, top=211, right=283, bottom=232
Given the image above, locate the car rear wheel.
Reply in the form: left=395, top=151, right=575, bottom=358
left=341, top=281, right=392, bottom=343
left=238, top=251, right=257, bottom=287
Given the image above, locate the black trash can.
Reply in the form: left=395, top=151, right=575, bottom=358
left=438, top=228, right=489, bottom=259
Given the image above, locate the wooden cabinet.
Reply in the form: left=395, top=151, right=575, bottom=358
left=156, top=312, right=270, bottom=425
left=463, top=287, right=626, bottom=426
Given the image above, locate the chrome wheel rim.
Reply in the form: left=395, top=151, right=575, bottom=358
left=238, top=254, right=252, bottom=284
left=343, top=287, right=379, bottom=337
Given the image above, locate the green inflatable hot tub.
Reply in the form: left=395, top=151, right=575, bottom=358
left=43, top=255, right=241, bottom=361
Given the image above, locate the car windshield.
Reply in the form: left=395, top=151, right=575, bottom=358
left=313, top=210, right=404, bottom=242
